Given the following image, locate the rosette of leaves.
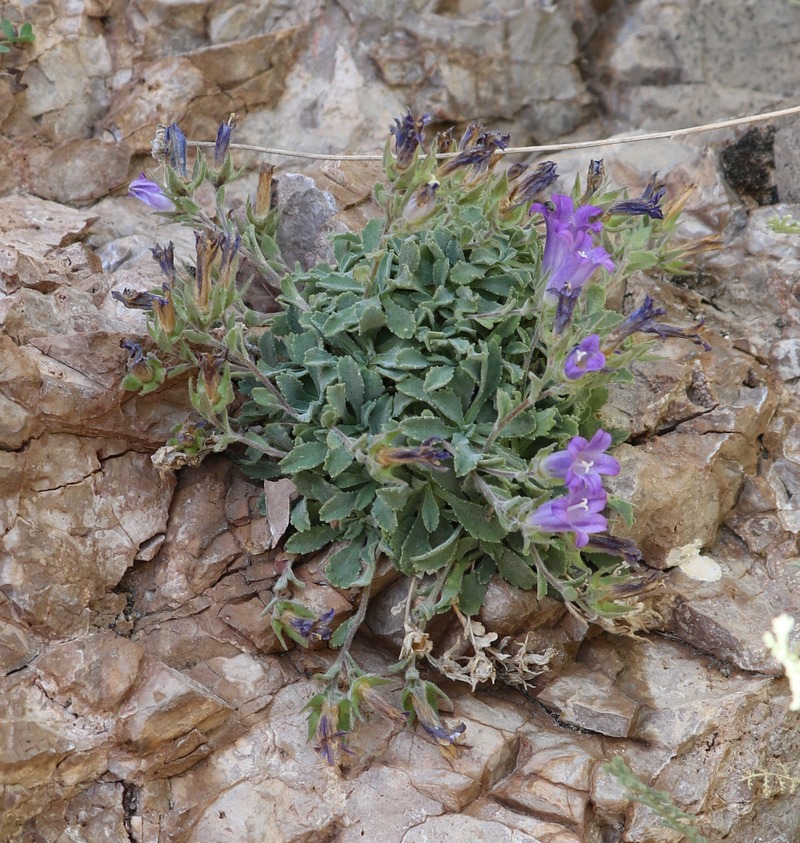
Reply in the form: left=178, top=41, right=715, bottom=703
left=235, top=138, right=642, bottom=622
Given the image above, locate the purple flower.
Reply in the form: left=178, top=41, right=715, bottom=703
left=531, top=193, right=605, bottom=234
left=214, top=119, right=234, bottom=166
left=531, top=194, right=614, bottom=304
left=608, top=295, right=711, bottom=351
left=528, top=488, right=609, bottom=548
left=564, top=334, right=606, bottom=380
left=129, top=174, right=175, bottom=211
left=164, top=122, right=187, bottom=176
left=607, top=173, right=666, bottom=220
left=541, top=429, right=620, bottom=495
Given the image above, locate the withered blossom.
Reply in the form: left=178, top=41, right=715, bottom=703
left=438, top=129, right=510, bottom=182
left=457, top=121, right=482, bottom=151
left=584, top=534, right=644, bottom=566
left=553, top=287, right=580, bottom=335
left=421, top=720, right=467, bottom=746
left=150, top=123, right=167, bottom=163
left=433, top=128, right=456, bottom=155
left=606, top=295, right=711, bottom=350
left=174, top=418, right=208, bottom=448
left=506, top=162, right=529, bottom=182
left=376, top=438, right=451, bottom=471
left=314, top=702, right=354, bottom=766
left=581, top=159, right=605, bottom=203
left=120, top=338, right=156, bottom=382
left=254, top=162, right=275, bottom=218
left=607, top=173, right=666, bottom=220
left=111, top=288, right=155, bottom=310
left=288, top=608, right=335, bottom=644
left=164, top=122, right=187, bottom=177
left=356, top=683, right=410, bottom=728
left=214, top=116, right=235, bottom=166
left=402, top=179, right=440, bottom=225
left=198, top=352, right=225, bottom=403
left=390, top=111, right=431, bottom=169
left=150, top=241, right=176, bottom=282
left=404, top=679, right=466, bottom=755
left=151, top=292, right=176, bottom=333
left=194, top=229, right=222, bottom=309
left=502, top=160, right=558, bottom=212
left=217, top=231, right=241, bottom=290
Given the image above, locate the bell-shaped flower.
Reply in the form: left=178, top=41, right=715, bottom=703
left=541, top=429, right=620, bottom=495
left=564, top=334, right=606, bottom=380
left=528, top=487, right=609, bottom=548
left=531, top=195, right=614, bottom=305
left=128, top=174, right=175, bottom=211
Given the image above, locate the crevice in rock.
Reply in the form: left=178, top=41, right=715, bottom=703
left=122, top=781, right=141, bottom=843
left=627, top=404, right=718, bottom=444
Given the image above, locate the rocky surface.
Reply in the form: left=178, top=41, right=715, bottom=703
left=2, top=0, right=800, bottom=841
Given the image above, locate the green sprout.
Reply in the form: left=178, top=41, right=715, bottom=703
left=0, top=19, right=34, bottom=53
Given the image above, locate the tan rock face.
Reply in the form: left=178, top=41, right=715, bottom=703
left=3, top=2, right=800, bottom=841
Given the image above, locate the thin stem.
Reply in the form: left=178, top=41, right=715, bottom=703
left=183, top=103, right=800, bottom=162
left=330, top=581, right=372, bottom=676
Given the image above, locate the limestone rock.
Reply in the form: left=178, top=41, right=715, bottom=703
left=35, top=633, right=144, bottom=715
left=113, top=659, right=232, bottom=755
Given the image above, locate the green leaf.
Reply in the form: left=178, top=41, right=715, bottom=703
left=451, top=432, right=481, bottom=477
left=1, top=19, right=15, bottom=39
left=494, top=547, right=536, bottom=589
left=284, top=524, right=337, bottom=554
left=608, top=495, right=635, bottom=528
left=436, top=489, right=507, bottom=542
left=280, top=441, right=327, bottom=473
left=361, top=218, right=384, bottom=253
left=319, top=491, right=359, bottom=522
left=329, top=614, right=358, bottom=648
left=408, top=526, right=461, bottom=573
left=383, top=296, right=417, bottom=339
left=338, top=356, right=365, bottom=412
left=423, top=366, right=455, bottom=392
left=400, top=416, right=457, bottom=441
left=421, top=485, right=440, bottom=532
left=375, top=347, right=435, bottom=370
left=584, top=282, right=606, bottom=315
left=399, top=238, right=420, bottom=271
left=324, top=443, right=354, bottom=478
left=464, top=339, right=502, bottom=424
left=450, top=261, right=485, bottom=286
left=372, top=486, right=413, bottom=533
left=625, top=250, right=659, bottom=271
left=290, top=498, right=311, bottom=531
left=458, top=571, right=488, bottom=615
left=399, top=511, right=431, bottom=571
left=327, top=540, right=364, bottom=588
left=359, top=301, right=386, bottom=333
